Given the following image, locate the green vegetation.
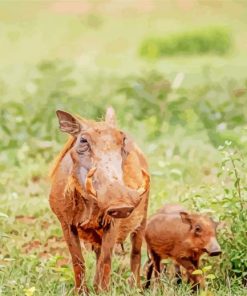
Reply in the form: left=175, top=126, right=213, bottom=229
left=0, top=1, right=247, bottom=295
left=140, top=27, right=232, bottom=59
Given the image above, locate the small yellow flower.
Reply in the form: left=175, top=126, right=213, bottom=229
left=24, top=286, right=36, bottom=296
left=192, top=269, right=203, bottom=275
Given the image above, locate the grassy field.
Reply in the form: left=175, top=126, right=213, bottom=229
left=0, top=1, right=247, bottom=295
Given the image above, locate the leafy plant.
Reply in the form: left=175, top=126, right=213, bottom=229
left=217, top=143, right=247, bottom=285
left=139, top=27, right=232, bottom=59
left=182, top=141, right=247, bottom=287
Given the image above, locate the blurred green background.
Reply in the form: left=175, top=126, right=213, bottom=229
left=0, top=1, right=247, bottom=295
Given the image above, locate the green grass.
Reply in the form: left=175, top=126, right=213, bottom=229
left=0, top=62, right=246, bottom=295
left=0, top=1, right=247, bottom=295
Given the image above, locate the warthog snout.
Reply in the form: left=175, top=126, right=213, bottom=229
left=209, top=250, right=222, bottom=257
left=84, top=167, right=150, bottom=218
left=107, top=205, right=134, bottom=218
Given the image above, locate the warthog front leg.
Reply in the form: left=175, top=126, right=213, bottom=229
left=61, top=222, right=88, bottom=295
left=94, top=225, right=116, bottom=291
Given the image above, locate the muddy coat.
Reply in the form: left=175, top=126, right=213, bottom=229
left=49, top=108, right=150, bottom=293
left=145, top=204, right=221, bottom=289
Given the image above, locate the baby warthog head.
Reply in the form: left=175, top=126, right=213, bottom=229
left=56, top=108, right=150, bottom=219
left=180, top=212, right=222, bottom=257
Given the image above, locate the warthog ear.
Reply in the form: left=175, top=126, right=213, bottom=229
left=105, top=106, right=116, bottom=126
left=180, top=212, right=193, bottom=227
left=56, top=110, right=81, bottom=136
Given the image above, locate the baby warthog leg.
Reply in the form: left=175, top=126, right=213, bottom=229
left=145, top=249, right=161, bottom=288
left=176, top=257, right=203, bottom=290
left=145, top=258, right=154, bottom=288
left=175, top=264, right=183, bottom=284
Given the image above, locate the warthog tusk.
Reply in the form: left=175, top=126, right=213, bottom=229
left=85, top=167, right=97, bottom=197
left=137, top=169, right=150, bottom=196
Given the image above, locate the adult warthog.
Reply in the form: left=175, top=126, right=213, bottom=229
left=49, top=108, right=150, bottom=293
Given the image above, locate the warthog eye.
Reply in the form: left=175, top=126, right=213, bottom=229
left=80, top=137, right=88, bottom=144
left=77, top=137, right=89, bottom=154
left=195, top=225, right=202, bottom=235
left=122, top=136, right=130, bottom=157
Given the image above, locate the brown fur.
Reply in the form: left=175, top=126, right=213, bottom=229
left=145, top=204, right=221, bottom=290
left=49, top=136, right=76, bottom=179
left=49, top=109, right=150, bottom=294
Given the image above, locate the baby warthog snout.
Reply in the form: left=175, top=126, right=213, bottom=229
left=204, top=237, right=222, bottom=257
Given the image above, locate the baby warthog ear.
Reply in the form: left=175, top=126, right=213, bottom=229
left=105, top=106, right=117, bottom=127
left=56, top=110, right=81, bottom=136
left=215, top=220, right=226, bottom=230
left=180, top=212, right=193, bottom=226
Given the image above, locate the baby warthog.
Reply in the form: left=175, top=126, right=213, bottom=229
left=145, top=204, right=221, bottom=289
